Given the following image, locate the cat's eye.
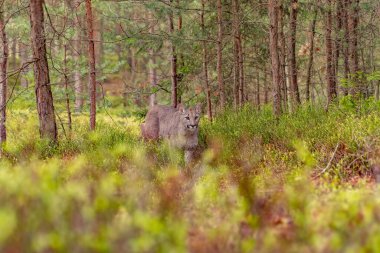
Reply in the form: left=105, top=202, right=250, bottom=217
left=195, top=116, right=198, bottom=120
left=185, top=116, right=190, bottom=120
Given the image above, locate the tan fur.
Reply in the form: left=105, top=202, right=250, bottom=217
left=141, top=104, right=201, bottom=163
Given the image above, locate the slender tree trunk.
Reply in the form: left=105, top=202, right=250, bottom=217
left=306, top=9, right=317, bottom=102
left=347, top=0, right=360, bottom=95
left=97, top=16, right=104, bottom=81
left=256, top=70, right=260, bottom=109
left=370, top=33, right=378, bottom=99
left=217, top=0, right=225, bottom=108
left=149, top=13, right=158, bottom=107
left=64, top=44, right=72, bottom=132
left=335, top=0, right=343, bottom=87
left=11, top=38, right=16, bottom=70
left=201, top=0, right=212, bottom=121
left=360, top=47, right=369, bottom=97
left=268, top=0, right=281, bottom=116
left=325, top=0, right=337, bottom=105
left=232, top=0, right=240, bottom=109
left=94, top=16, right=104, bottom=102
left=0, top=7, right=8, bottom=146
left=73, top=41, right=83, bottom=111
left=177, top=0, right=184, bottom=104
left=232, top=0, right=244, bottom=107
left=288, top=0, right=300, bottom=109
left=73, top=0, right=83, bottom=111
left=264, top=68, right=269, bottom=104
left=237, top=24, right=244, bottom=106
left=342, top=0, right=350, bottom=95
left=30, top=0, right=57, bottom=142
left=278, top=5, right=287, bottom=111
left=85, top=0, right=97, bottom=130
left=19, top=42, right=29, bottom=88
left=169, top=0, right=178, bottom=108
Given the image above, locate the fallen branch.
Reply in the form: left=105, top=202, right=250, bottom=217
left=312, top=142, right=340, bottom=179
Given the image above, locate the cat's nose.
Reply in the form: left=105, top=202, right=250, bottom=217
left=187, top=125, right=197, bottom=129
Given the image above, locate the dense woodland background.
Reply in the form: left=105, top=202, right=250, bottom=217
left=1, top=0, right=380, bottom=252
left=1, top=0, right=380, bottom=140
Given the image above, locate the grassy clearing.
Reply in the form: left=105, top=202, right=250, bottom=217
left=1, top=97, right=380, bottom=252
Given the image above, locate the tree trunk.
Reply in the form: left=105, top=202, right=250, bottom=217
left=264, top=65, right=269, bottom=104
left=149, top=12, right=158, bottom=107
left=11, top=38, right=16, bottom=71
left=30, top=0, right=58, bottom=142
left=347, top=0, right=360, bottom=94
left=325, top=0, right=337, bottom=105
left=232, top=0, right=244, bottom=107
left=217, top=0, right=225, bottom=108
left=237, top=15, right=244, bottom=106
left=19, top=42, right=29, bottom=88
left=342, top=0, right=350, bottom=95
left=288, top=0, right=300, bottom=109
left=201, top=0, right=212, bottom=121
left=335, top=0, right=343, bottom=88
left=0, top=7, right=8, bottom=146
left=169, top=0, right=178, bottom=108
left=306, top=9, right=317, bottom=102
left=256, top=70, right=260, bottom=109
left=64, top=44, right=72, bottom=132
left=268, top=0, right=282, bottom=116
left=85, top=0, right=97, bottom=130
left=278, top=5, right=287, bottom=111
left=232, top=0, right=240, bottom=109
left=73, top=0, right=83, bottom=112
left=176, top=0, right=184, bottom=104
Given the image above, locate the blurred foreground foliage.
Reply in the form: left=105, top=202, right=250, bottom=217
left=1, top=96, right=380, bottom=252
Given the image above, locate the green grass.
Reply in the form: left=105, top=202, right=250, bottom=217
left=1, top=96, right=380, bottom=252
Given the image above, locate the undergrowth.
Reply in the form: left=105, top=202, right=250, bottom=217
left=1, top=97, right=380, bottom=252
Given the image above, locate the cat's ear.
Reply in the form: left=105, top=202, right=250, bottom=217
left=177, top=103, right=186, bottom=114
left=195, top=103, right=202, bottom=114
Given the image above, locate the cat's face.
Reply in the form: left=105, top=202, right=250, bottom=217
left=178, top=104, right=201, bottom=132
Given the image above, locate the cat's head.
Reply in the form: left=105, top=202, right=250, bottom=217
left=178, top=104, right=201, bottom=132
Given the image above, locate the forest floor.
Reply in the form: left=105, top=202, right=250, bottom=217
left=1, top=96, right=380, bottom=252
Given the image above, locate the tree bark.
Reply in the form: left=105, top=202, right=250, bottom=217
left=201, top=0, right=212, bottom=121
left=306, top=9, right=317, bottom=102
left=335, top=0, right=343, bottom=87
left=268, top=0, right=281, bottom=116
left=217, top=0, right=225, bottom=109
left=149, top=12, right=158, bottom=108
left=288, top=0, right=300, bottom=109
left=72, top=0, right=83, bottom=112
left=169, top=0, right=178, bottom=108
left=64, top=44, right=72, bottom=132
left=342, top=0, right=350, bottom=95
left=278, top=5, right=287, bottom=111
left=85, top=0, right=97, bottom=130
left=232, top=0, right=244, bottom=107
left=0, top=7, right=8, bottom=146
left=11, top=38, right=16, bottom=71
left=232, top=0, right=240, bottom=109
left=30, top=0, right=58, bottom=142
left=264, top=66, right=269, bottom=104
left=19, top=42, right=29, bottom=88
left=237, top=10, right=244, bottom=106
left=325, top=0, right=337, bottom=105
left=347, top=0, right=360, bottom=95
left=256, top=70, right=260, bottom=109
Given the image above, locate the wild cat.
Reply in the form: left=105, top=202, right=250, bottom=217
left=141, top=104, right=201, bottom=164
